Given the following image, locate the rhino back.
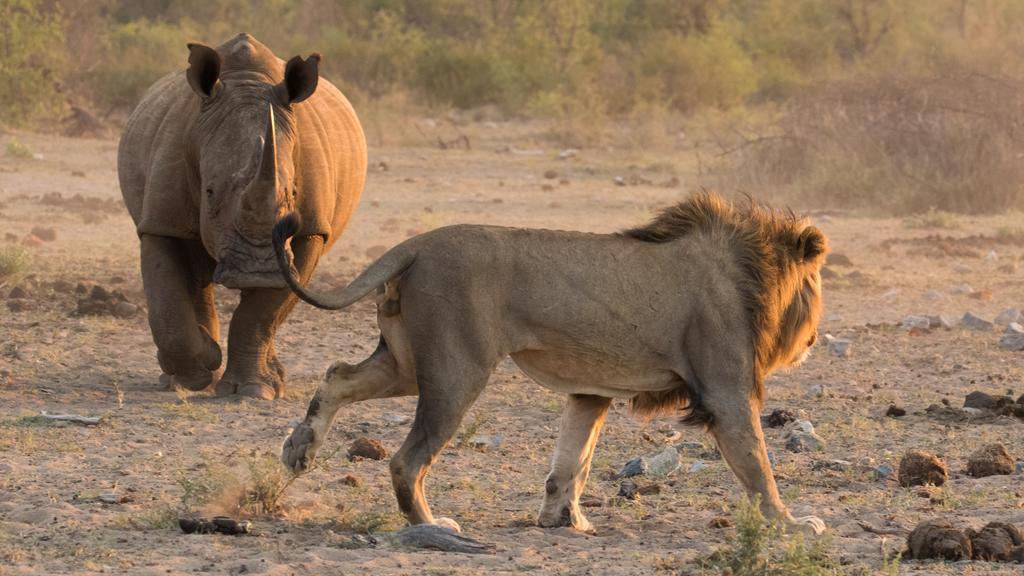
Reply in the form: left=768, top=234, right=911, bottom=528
left=118, top=71, right=201, bottom=239
left=291, top=78, right=367, bottom=247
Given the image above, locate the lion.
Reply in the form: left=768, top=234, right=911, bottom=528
left=274, top=192, right=828, bottom=535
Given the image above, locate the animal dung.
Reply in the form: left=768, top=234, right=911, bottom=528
left=905, top=519, right=1024, bottom=563
left=898, top=450, right=947, bottom=487
left=347, top=437, right=388, bottom=461
left=966, top=443, right=1014, bottom=478
left=179, top=517, right=252, bottom=535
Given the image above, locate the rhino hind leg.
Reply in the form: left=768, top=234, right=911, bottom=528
left=217, top=235, right=324, bottom=400
left=142, top=235, right=222, bottom=392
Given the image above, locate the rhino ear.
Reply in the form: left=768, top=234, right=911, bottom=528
left=186, top=43, right=221, bottom=98
left=280, top=53, right=320, bottom=104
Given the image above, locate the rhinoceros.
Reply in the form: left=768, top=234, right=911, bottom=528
left=118, top=33, right=366, bottom=399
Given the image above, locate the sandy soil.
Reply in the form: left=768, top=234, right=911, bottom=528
left=1, top=121, right=1023, bottom=575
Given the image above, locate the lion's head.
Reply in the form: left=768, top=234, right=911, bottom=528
left=625, top=191, right=827, bottom=402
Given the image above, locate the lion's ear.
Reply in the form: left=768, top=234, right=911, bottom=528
left=795, top=226, right=827, bottom=264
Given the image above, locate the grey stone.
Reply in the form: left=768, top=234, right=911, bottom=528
left=812, top=459, right=851, bottom=472
left=646, top=446, right=681, bottom=477
left=785, top=432, right=825, bottom=453
left=826, top=335, right=851, bottom=358
left=927, top=315, right=955, bottom=330
left=467, top=435, right=503, bottom=450
left=616, top=457, right=647, bottom=479
left=688, top=460, right=709, bottom=474
left=995, top=309, right=1022, bottom=327
left=902, top=315, right=932, bottom=330
left=961, top=312, right=994, bottom=331
left=807, top=383, right=827, bottom=397
left=874, top=463, right=894, bottom=480
left=1000, top=333, right=1024, bottom=351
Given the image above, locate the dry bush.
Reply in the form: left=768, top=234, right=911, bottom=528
left=708, top=69, right=1024, bottom=214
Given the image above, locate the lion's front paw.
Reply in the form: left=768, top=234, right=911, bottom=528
left=433, top=517, right=462, bottom=533
left=789, top=515, right=827, bottom=536
left=281, top=423, right=316, bottom=473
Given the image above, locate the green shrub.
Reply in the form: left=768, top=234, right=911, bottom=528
left=412, top=41, right=502, bottom=109
left=0, top=245, right=30, bottom=283
left=84, top=19, right=191, bottom=112
left=0, top=0, right=66, bottom=126
left=5, top=137, right=32, bottom=158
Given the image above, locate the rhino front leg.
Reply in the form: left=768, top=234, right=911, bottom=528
left=141, top=235, right=222, bottom=392
left=217, top=235, right=324, bottom=400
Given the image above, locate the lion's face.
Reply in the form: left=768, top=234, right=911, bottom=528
left=778, top=262, right=824, bottom=369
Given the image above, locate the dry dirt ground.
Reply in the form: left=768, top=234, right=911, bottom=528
left=1, top=121, right=1023, bottom=575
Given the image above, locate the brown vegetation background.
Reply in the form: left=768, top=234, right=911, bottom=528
left=3, top=0, right=1024, bottom=213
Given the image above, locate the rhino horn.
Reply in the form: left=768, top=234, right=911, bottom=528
left=240, top=104, right=280, bottom=238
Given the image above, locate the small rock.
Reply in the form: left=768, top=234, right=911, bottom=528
left=542, top=170, right=558, bottom=179
left=616, top=457, right=647, bottom=479
left=953, top=262, right=971, bottom=274
left=825, top=334, right=851, bottom=358
left=924, top=289, right=944, bottom=300
left=557, top=149, right=577, bottom=160
left=342, top=474, right=361, bottom=487
left=961, top=312, right=993, bottom=331
left=1016, top=461, right=1024, bottom=475
left=812, top=459, right=851, bottom=472
left=467, top=435, right=502, bottom=450
left=365, top=245, right=388, bottom=260
left=826, top=253, right=853, bottom=267
left=29, top=226, right=56, bottom=242
left=874, top=463, right=894, bottom=480
left=807, top=383, right=826, bottom=397
left=785, top=422, right=824, bottom=453
left=950, top=283, right=974, bottom=294
left=688, top=460, right=709, bottom=474
left=901, top=315, right=931, bottom=331
left=898, top=450, right=947, bottom=487
left=926, top=315, right=955, bottom=329
left=617, top=481, right=639, bottom=500
left=886, top=405, right=907, bottom=417
left=613, top=176, right=626, bottom=187
left=7, top=286, right=27, bottom=299
left=881, top=288, right=900, bottom=300
left=1000, top=331, right=1024, bottom=351
left=767, top=451, right=777, bottom=467
left=674, top=441, right=705, bottom=453
left=347, top=437, right=388, bottom=461
left=112, top=302, right=138, bottom=318
left=966, top=443, right=1014, bottom=478
left=646, top=446, right=680, bottom=477
left=709, top=516, right=733, bottom=529
left=382, top=413, right=411, bottom=425
left=995, top=308, right=1022, bottom=326
left=905, top=519, right=972, bottom=560
left=98, top=493, right=128, bottom=504
left=762, top=408, right=796, bottom=428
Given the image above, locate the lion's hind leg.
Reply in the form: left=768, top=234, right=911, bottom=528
left=538, top=394, right=611, bottom=533
left=281, top=337, right=416, bottom=473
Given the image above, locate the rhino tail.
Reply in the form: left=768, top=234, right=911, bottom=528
left=273, top=213, right=415, bottom=310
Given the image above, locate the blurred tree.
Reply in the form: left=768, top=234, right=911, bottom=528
left=0, top=0, right=66, bottom=125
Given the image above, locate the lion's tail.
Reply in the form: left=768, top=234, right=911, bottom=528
left=273, top=212, right=415, bottom=310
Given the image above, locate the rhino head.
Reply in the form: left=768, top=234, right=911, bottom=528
left=185, top=40, right=319, bottom=289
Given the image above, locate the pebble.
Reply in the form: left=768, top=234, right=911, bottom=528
left=812, top=459, right=851, bottom=472
left=617, top=481, right=639, bottom=500
left=924, top=289, right=944, bottom=300
left=688, top=460, right=709, bottom=474
left=961, top=312, right=994, bottom=331
left=807, top=383, right=827, bottom=397
left=886, top=405, right=907, bottom=417
left=784, top=421, right=825, bottom=452
left=467, top=435, right=503, bottom=450
left=825, top=334, right=851, bottom=358
left=927, top=315, right=955, bottom=329
left=382, top=413, right=411, bottom=425
left=901, top=315, right=932, bottom=331
left=1016, top=461, right=1024, bottom=475
left=874, top=463, right=894, bottom=480
left=999, top=330, right=1024, bottom=351
left=616, top=457, right=647, bottom=479
left=995, top=309, right=1022, bottom=326
left=646, top=446, right=680, bottom=477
